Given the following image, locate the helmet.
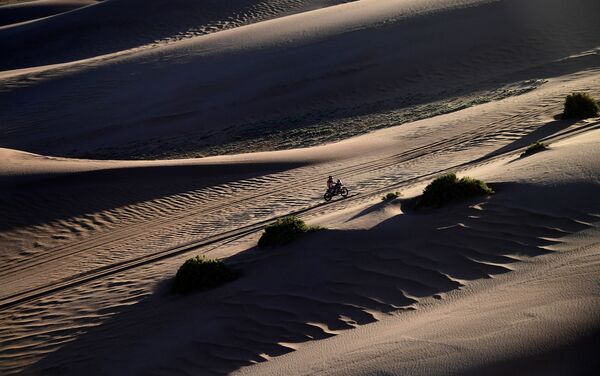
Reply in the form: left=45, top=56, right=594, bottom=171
left=328, top=176, right=333, bottom=179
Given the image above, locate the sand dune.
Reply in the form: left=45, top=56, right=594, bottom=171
left=1, top=0, right=599, bottom=374
left=10, top=118, right=599, bottom=376
left=0, top=0, right=349, bottom=69
left=1, top=68, right=598, bottom=295
left=235, top=130, right=600, bottom=376
left=1, top=69, right=598, bottom=296
left=1, top=0, right=598, bottom=159
left=0, top=0, right=98, bottom=27
left=1, top=66, right=599, bottom=374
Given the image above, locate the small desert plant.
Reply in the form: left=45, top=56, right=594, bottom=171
left=418, top=173, right=493, bottom=208
left=521, top=141, right=549, bottom=157
left=563, top=92, right=599, bottom=119
left=258, top=216, right=320, bottom=247
left=382, top=192, right=401, bottom=201
left=172, top=256, right=236, bottom=293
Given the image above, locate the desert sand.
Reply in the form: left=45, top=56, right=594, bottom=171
left=1, top=0, right=599, bottom=158
left=0, top=0, right=98, bottom=27
left=0, top=0, right=599, bottom=375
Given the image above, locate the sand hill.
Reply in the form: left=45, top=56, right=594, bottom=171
left=1, top=0, right=599, bottom=159
left=0, top=0, right=599, bottom=375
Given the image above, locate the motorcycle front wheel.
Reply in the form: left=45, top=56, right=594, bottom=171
left=340, top=187, right=349, bottom=198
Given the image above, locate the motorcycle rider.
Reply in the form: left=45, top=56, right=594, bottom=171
left=327, top=176, right=334, bottom=190
left=324, top=176, right=348, bottom=201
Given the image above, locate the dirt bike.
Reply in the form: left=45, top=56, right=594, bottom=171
left=324, top=183, right=349, bottom=201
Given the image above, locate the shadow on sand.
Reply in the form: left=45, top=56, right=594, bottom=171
left=27, top=183, right=599, bottom=375
left=480, top=118, right=578, bottom=161
left=0, top=161, right=304, bottom=232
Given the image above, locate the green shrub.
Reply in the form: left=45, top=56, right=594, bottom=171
left=418, top=173, right=493, bottom=208
left=521, top=141, right=549, bottom=157
left=563, top=92, right=599, bottom=119
left=382, top=192, right=401, bottom=201
left=172, top=256, right=236, bottom=293
left=258, top=216, right=319, bottom=247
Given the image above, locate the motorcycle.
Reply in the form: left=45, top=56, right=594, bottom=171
left=324, top=182, right=349, bottom=201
